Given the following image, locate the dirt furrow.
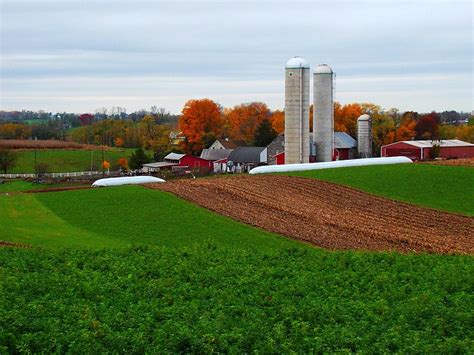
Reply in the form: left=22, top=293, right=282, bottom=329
left=149, top=175, right=474, bottom=254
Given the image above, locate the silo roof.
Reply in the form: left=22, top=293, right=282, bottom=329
left=357, top=114, right=371, bottom=121
left=285, top=56, right=310, bottom=69
left=314, top=64, right=333, bottom=74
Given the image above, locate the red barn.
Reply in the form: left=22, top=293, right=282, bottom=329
left=381, top=140, right=474, bottom=161
left=163, top=152, right=212, bottom=169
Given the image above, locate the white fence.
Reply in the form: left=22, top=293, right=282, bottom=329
left=0, top=171, right=101, bottom=179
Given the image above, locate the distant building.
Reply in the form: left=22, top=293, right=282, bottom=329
left=143, top=152, right=212, bottom=173
left=381, top=139, right=474, bottom=160
left=200, top=148, right=233, bottom=173
left=208, top=138, right=238, bottom=150
left=169, top=131, right=185, bottom=146
left=271, top=132, right=357, bottom=164
left=227, top=147, right=267, bottom=172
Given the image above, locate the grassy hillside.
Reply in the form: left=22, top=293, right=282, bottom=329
left=1, top=186, right=473, bottom=352
left=8, top=148, right=137, bottom=173
left=286, top=164, right=474, bottom=216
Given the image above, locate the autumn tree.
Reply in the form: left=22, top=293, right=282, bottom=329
left=415, top=112, right=440, bottom=140
left=0, top=123, right=31, bottom=139
left=456, top=125, right=474, bottom=143
left=227, top=102, right=271, bottom=145
left=79, top=113, right=94, bottom=126
left=361, top=103, right=395, bottom=153
left=117, top=157, right=129, bottom=171
left=0, top=148, right=17, bottom=173
left=270, top=110, right=285, bottom=134
left=179, top=99, right=223, bottom=154
left=254, top=118, right=278, bottom=146
left=395, top=111, right=417, bottom=141
left=139, top=115, right=171, bottom=158
left=334, top=102, right=362, bottom=137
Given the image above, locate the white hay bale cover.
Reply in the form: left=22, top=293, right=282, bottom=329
left=249, top=156, right=413, bottom=174
left=92, top=176, right=165, bottom=187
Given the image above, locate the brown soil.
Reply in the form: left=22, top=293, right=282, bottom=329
left=0, top=240, right=31, bottom=248
left=0, top=139, right=111, bottom=151
left=423, top=158, right=474, bottom=167
left=149, top=175, right=474, bottom=254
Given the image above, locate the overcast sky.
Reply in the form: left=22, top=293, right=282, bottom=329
left=1, top=0, right=472, bottom=114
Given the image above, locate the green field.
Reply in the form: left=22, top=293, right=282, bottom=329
left=1, top=179, right=473, bottom=352
left=286, top=163, right=474, bottom=216
left=8, top=148, right=136, bottom=174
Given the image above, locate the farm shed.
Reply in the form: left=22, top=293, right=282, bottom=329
left=227, top=147, right=267, bottom=172
left=381, top=140, right=474, bottom=161
left=334, top=132, right=358, bottom=160
left=274, top=132, right=358, bottom=164
left=200, top=149, right=233, bottom=173
left=163, top=152, right=213, bottom=169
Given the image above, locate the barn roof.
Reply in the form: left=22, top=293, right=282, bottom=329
left=228, top=147, right=266, bottom=163
left=200, top=149, right=233, bottom=161
left=216, top=138, right=239, bottom=149
left=164, top=152, right=186, bottom=161
left=334, top=132, right=357, bottom=149
left=386, top=140, right=474, bottom=148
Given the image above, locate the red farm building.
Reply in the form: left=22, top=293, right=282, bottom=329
left=142, top=152, right=212, bottom=173
left=381, top=140, right=474, bottom=161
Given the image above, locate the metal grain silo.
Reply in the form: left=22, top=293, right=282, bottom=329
left=285, top=56, right=310, bottom=164
left=357, top=114, right=372, bottom=158
left=313, top=64, right=334, bottom=162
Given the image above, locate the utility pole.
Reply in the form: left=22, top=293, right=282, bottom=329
left=34, top=149, right=38, bottom=181
left=101, top=145, right=105, bottom=177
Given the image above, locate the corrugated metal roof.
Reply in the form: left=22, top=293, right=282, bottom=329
left=200, top=149, right=233, bottom=161
left=400, top=140, right=474, bottom=148
left=334, top=132, right=357, bottom=149
left=228, top=147, right=266, bottom=163
left=143, top=162, right=179, bottom=168
left=164, top=152, right=186, bottom=161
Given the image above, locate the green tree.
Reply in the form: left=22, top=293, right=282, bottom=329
left=0, top=148, right=18, bottom=174
left=253, top=118, right=278, bottom=147
left=129, top=148, right=151, bottom=170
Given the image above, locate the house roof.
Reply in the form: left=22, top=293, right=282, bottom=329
left=334, top=132, right=357, bottom=149
left=164, top=152, right=186, bottom=161
left=228, top=147, right=266, bottom=163
left=384, top=139, right=474, bottom=149
left=215, top=138, right=238, bottom=149
left=200, top=148, right=233, bottom=161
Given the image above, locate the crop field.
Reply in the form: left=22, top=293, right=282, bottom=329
left=285, top=163, right=474, bottom=216
left=1, top=170, right=473, bottom=352
left=7, top=148, right=136, bottom=173
left=0, top=139, right=105, bottom=150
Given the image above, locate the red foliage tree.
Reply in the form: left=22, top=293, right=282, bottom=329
left=415, top=112, right=440, bottom=140
left=79, top=113, right=94, bottom=126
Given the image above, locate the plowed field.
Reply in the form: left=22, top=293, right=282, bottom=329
left=150, top=175, right=474, bottom=254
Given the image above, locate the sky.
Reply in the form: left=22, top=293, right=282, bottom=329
left=0, top=0, right=472, bottom=114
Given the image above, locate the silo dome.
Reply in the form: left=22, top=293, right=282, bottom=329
left=357, top=114, right=371, bottom=121
left=314, top=64, right=333, bottom=74
left=285, top=56, right=310, bottom=69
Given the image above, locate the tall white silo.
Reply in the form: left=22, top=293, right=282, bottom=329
left=313, top=64, right=334, bottom=162
left=285, top=56, right=310, bottom=164
left=357, top=114, right=372, bottom=158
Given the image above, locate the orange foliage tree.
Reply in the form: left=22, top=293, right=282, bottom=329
left=334, top=103, right=362, bottom=137
left=102, top=160, right=110, bottom=170
left=114, top=137, right=124, bottom=148
left=226, top=102, right=271, bottom=145
left=117, top=157, right=128, bottom=170
left=270, top=110, right=285, bottom=134
left=179, top=99, right=223, bottom=154
left=396, top=112, right=417, bottom=141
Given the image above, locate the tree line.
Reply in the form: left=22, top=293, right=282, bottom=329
left=1, top=101, right=473, bottom=159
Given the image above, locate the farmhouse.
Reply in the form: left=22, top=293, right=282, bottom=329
left=208, top=138, right=239, bottom=150
left=381, top=140, right=474, bottom=160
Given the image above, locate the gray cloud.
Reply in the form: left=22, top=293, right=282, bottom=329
left=1, top=0, right=472, bottom=113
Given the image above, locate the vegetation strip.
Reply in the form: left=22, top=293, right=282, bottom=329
left=150, top=175, right=474, bottom=254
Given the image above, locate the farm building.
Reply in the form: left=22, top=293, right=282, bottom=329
left=272, top=132, right=358, bottom=164
left=334, top=132, right=358, bottom=160
left=381, top=140, right=474, bottom=160
left=227, top=147, right=267, bottom=172
left=208, top=138, right=239, bottom=150
left=200, top=148, right=233, bottom=173
left=143, top=152, right=212, bottom=173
